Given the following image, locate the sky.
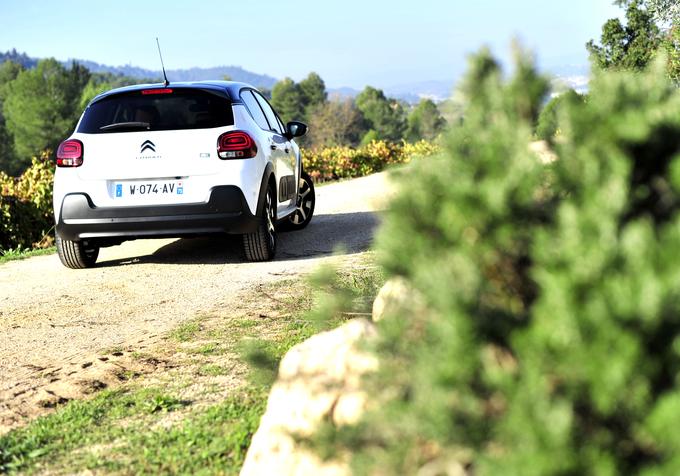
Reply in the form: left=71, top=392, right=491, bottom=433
left=0, top=0, right=623, bottom=89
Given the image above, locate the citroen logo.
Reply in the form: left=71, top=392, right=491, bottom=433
left=141, top=140, right=156, bottom=153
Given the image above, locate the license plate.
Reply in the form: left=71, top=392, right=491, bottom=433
left=114, top=180, right=184, bottom=198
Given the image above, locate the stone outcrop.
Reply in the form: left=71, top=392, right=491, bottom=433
left=241, top=277, right=425, bottom=475
left=240, top=318, right=378, bottom=476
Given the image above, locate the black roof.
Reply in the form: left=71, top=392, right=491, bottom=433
left=89, top=80, right=255, bottom=105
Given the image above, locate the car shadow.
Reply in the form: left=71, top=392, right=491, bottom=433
left=94, top=211, right=380, bottom=267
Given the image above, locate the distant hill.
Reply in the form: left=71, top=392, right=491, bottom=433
left=0, top=49, right=38, bottom=69
left=0, top=49, right=278, bottom=89
left=0, top=49, right=592, bottom=105
left=329, top=81, right=455, bottom=104
left=74, top=60, right=279, bottom=89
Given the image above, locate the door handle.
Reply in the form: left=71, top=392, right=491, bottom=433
left=284, top=148, right=290, bottom=154
left=270, top=144, right=278, bottom=150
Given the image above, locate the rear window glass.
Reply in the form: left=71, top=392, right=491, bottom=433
left=78, top=89, right=234, bottom=133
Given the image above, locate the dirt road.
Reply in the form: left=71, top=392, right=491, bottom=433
left=0, top=172, right=393, bottom=433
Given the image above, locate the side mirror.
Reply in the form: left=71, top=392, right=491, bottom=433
left=286, top=121, right=307, bottom=139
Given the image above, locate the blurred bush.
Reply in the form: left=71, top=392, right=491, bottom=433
left=535, top=89, right=585, bottom=143
left=302, top=140, right=439, bottom=182
left=0, top=151, right=54, bottom=252
left=311, top=51, right=680, bottom=475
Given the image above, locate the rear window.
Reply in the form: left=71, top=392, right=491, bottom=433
left=78, top=88, right=234, bottom=134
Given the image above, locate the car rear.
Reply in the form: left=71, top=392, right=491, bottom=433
left=54, top=84, right=265, bottom=244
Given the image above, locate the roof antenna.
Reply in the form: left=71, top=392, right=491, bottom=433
left=156, top=37, right=169, bottom=87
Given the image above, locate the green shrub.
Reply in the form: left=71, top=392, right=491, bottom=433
left=313, top=52, right=680, bottom=475
left=302, top=140, right=439, bottom=182
left=0, top=151, right=54, bottom=253
left=535, top=89, right=584, bottom=143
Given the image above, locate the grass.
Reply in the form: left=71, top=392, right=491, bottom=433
left=0, top=246, right=55, bottom=264
left=0, top=387, right=264, bottom=475
left=169, top=320, right=202, bottom=342
left=0, top=253, right=384, bottom=475
left=198, top=364, right=232, bottom=376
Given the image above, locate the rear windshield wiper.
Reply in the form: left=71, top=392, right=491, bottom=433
left=99, top=122, right=150, bottom=132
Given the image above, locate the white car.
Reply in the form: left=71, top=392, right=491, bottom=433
left=53, top=81, right=315, bottom=269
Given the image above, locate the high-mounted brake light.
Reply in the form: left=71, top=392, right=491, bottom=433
left=217, top=131, right=258, bottom=159
left=56, top=139, right=84, bottom=167
left=141, top=88, right=173, bottom=95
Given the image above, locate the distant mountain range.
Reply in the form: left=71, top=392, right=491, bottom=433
left=1, top=49, right=591, bottom=104
left=0, top=49, right=278, bottom=89
left=328, top=80, right=455, bottom=104
left=330, top=70, right=590, bottom=104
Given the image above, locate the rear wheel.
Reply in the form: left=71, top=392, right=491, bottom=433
left=243, top=185, right=276, bottom=261
left=284, top=171, right=315, bottom=231
left=56, top=234, right=99, bottom=269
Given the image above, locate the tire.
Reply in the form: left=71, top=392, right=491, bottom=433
left=284, top=171, right=315, bottom=231
left=243, top=185, right=277, bottom=261
left=56, top=234, right=99, bottom=269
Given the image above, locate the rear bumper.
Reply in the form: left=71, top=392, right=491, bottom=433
left=56, top=186, right=259, bottom=241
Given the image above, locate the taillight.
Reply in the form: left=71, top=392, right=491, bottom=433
left=56, top=139, right=84, bottom=167
left=217, top=131, right=258, bottom=159
left=141, top=88, right=173, bottom=95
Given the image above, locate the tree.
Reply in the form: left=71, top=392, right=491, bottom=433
left=298, top=72, right=327, bottom=119
left=270, top=77, right=305, bottom=123
left=662, top=26, right=680, bottom=81
left=0, top=61, right=25, bottom=174
left=355, top=86, right=407, bottom=143
left=620, top=0, right=680, bottom=25
left=587, top=0, right=661, bottom=71
left=406, top=98, right=446, bottom=142
left=0, top=60, right=24, bottom=101
left=3, top=59, right=90, bottom=167
left=270, top=73, right=327, bottom=125
left=457, top=46, right=501, bottom=105
left=306, top=99, right=366, bottom=148
left=78, top=73, right=141, bottom=110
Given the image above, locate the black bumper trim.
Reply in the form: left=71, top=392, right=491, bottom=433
left=56, top=186, right=259, bottom=241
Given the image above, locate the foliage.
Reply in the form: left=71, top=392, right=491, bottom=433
left=79, top=72, right=145, bottom=109
left=3, top=59, right=89, bottom=169
left=457, top=46, right=501, bottom=104
left=302, top=140, right=439, bottom=182
left=0, top=245, right=55, bottom=264
left=306, top=99, right=366, bottom=148
left=0, top=60, right=25, bottom=175
left=298, top=72, right=327, bottom=118
left=535, top=89, right=584, bottom=143
left=312, top=49, right=680, bottom=475
left=270, top=77, right=306, bottom=124
left=508, top=44, right=551, bottom=123
left=0, top=151, right=54, bottom=253
left=0, top=60, right=24, bottom=100
left=270, top=72, right=328, bottom=129
left=355, top=86, right=407, bottom=143
left=660, top=26, right=680, bottom=81
left=587, top=0, right=661, bottom=71
left=618, top=0, right=680, bottom=25
left=406, top=98, right=446, bottom=142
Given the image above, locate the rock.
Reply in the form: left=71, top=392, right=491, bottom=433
left=372, top=277, right=425, bottom=322
left=240, top=318, right=378, bottom=476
